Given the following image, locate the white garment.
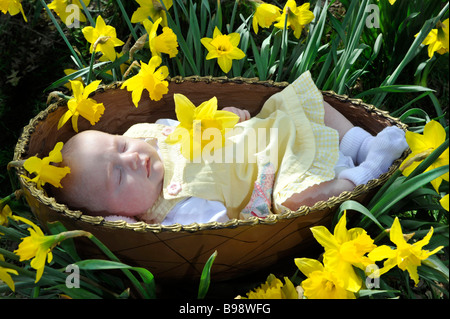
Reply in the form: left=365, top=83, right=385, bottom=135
left=161, top=198, right=228, bottom=225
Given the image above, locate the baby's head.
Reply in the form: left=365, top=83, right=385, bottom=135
left=53, top=130, right=164, bottom=218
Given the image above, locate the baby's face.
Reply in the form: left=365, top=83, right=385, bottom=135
left=66, top=130, right=164, bottom=217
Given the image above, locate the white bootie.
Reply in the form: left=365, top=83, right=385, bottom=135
left=340, top=127, right=374, bottom=165
left=338, top=126, right=408, bottom=186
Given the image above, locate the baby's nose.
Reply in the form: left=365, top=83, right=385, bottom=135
left=124, top=152, right=140, bottom=170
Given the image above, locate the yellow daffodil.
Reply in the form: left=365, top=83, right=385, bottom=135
left=440, top=194, right=449, bottom=211
left=48, top=0, right=90, bottom=26
left=0, top=203, right=12, bottom=226
left=121, top=56, right=169, bottom=107
left=401, top=120, right=449, bottom=192
left=377, top=0, right=396, bottom=4
left=21, top=142, right=71, bottom=190
left=131, top=0, right=173, bottom=27
left=295, top=258, right=356, bottom=299
left=13, top=216, right=90, bottom=283
left=0, top=254, right=18, bottom=292
left=368, top=217, right=443, bottom=286
left=58, top=80, right=105, bottom=132
left=418, top=18, right=449, bottom=58
left=13, top=216, right=60, bottom=283
left=251, top=1, right=281, bottom=34
left=201, top=27, right=246, bottom=74
left=274, top=0, right=314, bottom=39
left=63, top=68, right=85, bottom=91
left=143, top=17, right=179, bottom=58
left=240, top=274, right=298, bottom=299
left=309, top=211, right=376, bottom=292
left=165, top=94, right=240, bottom=160
left=0, top=0, right=27, bottom=22
left=82, top=15, right=124, bottom=61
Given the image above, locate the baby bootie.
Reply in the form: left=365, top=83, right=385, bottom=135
left=340, top=127, right=374, bottom=165
left=338, top=126, right=408, bottom=186
left=334, top=150, right=355, bottom=176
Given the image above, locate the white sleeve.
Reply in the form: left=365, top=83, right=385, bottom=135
left=161, top=197, right=229, bottom=225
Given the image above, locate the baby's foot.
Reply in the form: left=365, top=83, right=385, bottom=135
left=338, top=126, right=408, bottom=185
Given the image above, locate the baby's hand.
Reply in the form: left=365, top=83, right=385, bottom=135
left=222, top=107, right=251, bottom=122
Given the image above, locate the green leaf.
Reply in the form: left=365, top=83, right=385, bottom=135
left=47, top=221, right=81, bottom=263
left=49, top=284, right=103, bottom=299
left=336, top=200, right=384, bottom=230
left=198, top=250, right=217, bottom=299
left=365, top=165, right=449, bottom=226
left=355, top=85, right=435, bottom=99
left=75, top=259, right=156, bottom=299
left=44, top=61, right=110, bottom=92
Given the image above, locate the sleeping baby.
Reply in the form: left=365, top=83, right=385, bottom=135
left=52, top=72, right=408, bottom=225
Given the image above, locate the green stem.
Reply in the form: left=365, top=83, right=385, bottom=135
left=87, top=50, right=97, bottom=84
left=39, top=0, right=84, bottom=68
left=115, top=0, right=138, bottom=40
left=78, top=0, right=96, bottom=27
left=87, top=234, right=151, bottom=299
left=373, top=229, right=389, bottom=244
left=276, top=12, right=289, bottom=82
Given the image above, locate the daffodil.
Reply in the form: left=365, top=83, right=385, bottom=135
left=0, top=0, right=27, bottom=22
left=440, top=194, right=449, bottom=211
left=13, top=216, right=56, bottom=283
left=63, top=68, right=84, bottom=91
left=368, top=217, right=443, bottom=286
left=376, top=0, right=396, bottom=5
left=143, top=17, right=179, bottom=58
left=401, top=120, right=449, bottom=192
left=0, top=203, right=12, bottom=226
left=82, top=15, right=124, bottom=61
left=121, top=56, right=169, bottom=107
left=274, top=0, right=314, bottom=39
left=240, top=274, right=298, bottom=299
left=201, top=27, right=246, bottom=73
left=13, top=216, right=90, bottom=283
left=58, top=80, right=105, bottom=132
left=21, top=142, right=71, bottom=190
left=418, top=18, right=449, bottom=58
left=48, top=0, right=90, bottom=26
left=309, top=211, right=376, bottom=292
left=295, top=258, right=356, bottom=299
left=0, top=254, right=18, bottom=292
left=131, top=0, right=173, bottom=27
left=165, top=94, right=240, bottom=160
left=251, top=1, right=281, bottom=34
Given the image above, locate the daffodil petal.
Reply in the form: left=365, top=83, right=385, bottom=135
left=294, top=258, right=324, bottom=277
left=423, top=120, right=446, bottom=148
left=389, top=217, right=407, bottom=247
left=310, top=225, right=339, bottom=250
left=173, top=94, right=196, bottom=125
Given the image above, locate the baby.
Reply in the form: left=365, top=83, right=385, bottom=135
left=52, top=72, right=408, bottom=225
